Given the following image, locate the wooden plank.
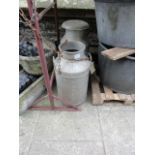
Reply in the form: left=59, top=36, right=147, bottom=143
left=113, top=93, right=120, bottom=101
left=104, top=86, right=114, bottom=100
left=116, top=94, right=134, bottom=104
left=101, top=93, right=106, bottom=102
left=91, top=76, right=103, bottom=105
left=131, top=94, right=135, bottom=101
left=91, top=76, right=135, bottom=105
left=101, top=47, right=135, bottom=60
left=118, top=93, right=127, bottom=101
left=124, top=95, right=134, bottom=104
left=19, top=75, right=45, bottom=115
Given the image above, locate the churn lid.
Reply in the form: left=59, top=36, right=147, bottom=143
left=61, top=20, right=89, bottom=31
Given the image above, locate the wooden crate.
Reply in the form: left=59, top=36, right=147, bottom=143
left=91, top=75, right=135, bottom=105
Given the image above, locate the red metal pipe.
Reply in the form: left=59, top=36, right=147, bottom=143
left=27, top=0, right=54, bottom=106
left=30, top=105, right=80, bottom=112
left=26, top=0, right=79, bottom=112
left=26, top=0, right=33, bottom=18
left=39, top=3, right=54, bottom=21
left=32, top=92, right=80, bottom=111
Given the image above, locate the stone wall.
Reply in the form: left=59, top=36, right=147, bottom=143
left=19, top=0, right=95, bottom=9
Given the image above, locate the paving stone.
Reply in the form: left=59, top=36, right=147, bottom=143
left=97, top=102, right=135, bottom=111
left=19, top=111, right=40, bottom=154
left=19, top=99, right=135, bottom=155
left=28, top=140, right=105, bottom=155
left=32, top=102, right=101, bottom=141
left=98, top=107, right=135, bottom=155
left=20, top=111, right=40, bottom=123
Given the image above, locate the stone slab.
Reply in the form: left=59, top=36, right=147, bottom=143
left=97, top=105, right=135, bottom=155
left=28, top=141, right=105, bottom=155
left=32, top=102, right=101, bottom=141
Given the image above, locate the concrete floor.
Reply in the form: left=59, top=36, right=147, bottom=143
left=19, top=95, right=135, bottom=155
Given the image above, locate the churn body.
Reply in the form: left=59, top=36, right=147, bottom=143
left=54, top=57, right=90, bottom=106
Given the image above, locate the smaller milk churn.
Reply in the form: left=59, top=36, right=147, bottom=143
left=54, top=41, right=91, bottom=106
left=61, top=20, right=89, bottom=47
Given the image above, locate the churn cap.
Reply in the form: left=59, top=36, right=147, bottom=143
left=61, top=20, right=89, bottom=31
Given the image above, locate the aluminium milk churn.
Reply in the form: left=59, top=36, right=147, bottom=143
left=61, top=20, right=89, bottom=48
left=54, top=41, right=91, bottom=106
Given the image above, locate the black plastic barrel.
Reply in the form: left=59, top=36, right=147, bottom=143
left=94, top=0, right=135, bottom=48
left=98, top=43, right=135, bottom=94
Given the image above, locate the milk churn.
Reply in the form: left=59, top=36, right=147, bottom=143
left=61, top=20, right=89, bottom=47
left=54, top=41, right=91, bottom=106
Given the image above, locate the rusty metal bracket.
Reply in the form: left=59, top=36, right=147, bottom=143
left=39, top=3, right=54, bottom=21
left=25, top=0, right=79, bottom=112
